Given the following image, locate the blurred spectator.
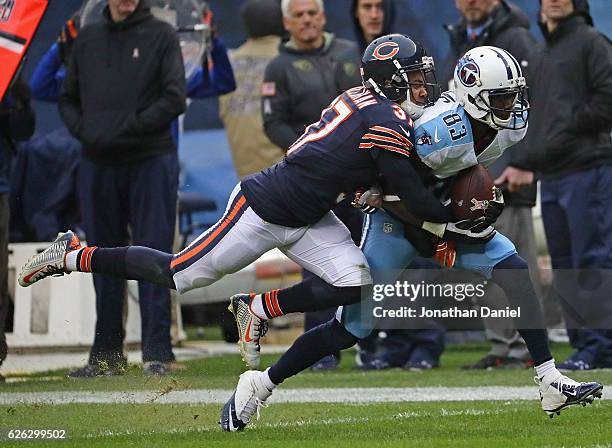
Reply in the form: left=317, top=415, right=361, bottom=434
left=59, top=0, right=186, bottom=377
left=26, top=3, right=234, bottom=236
left=9, top=127, right=82, bottom=242
left=23, top=2, right=233, bottom=375
left=439, top=0, right=552, bottom=370
left=351, top=0, right=395, bottom=52
left=219, top=0, right=285, bottom=178
left=523, top=0, right=612, bottom=370
left=0, top=77, right=36, bottom=381
left=262, top=0, right=361, bottom=370
left=262, top=0, right=361, bottom=149
left=29, top=6, right=235, bottom=135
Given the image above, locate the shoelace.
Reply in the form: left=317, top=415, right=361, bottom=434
left=241, top=395, right=268, bottom=422
left=250, top=320, right=269, bottom=353
left=47, top=265, right=66, bottom=277
left=255, top=321, right=269, bottom=348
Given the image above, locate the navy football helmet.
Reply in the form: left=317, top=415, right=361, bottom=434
left=361, top=34, right=439, bottom=118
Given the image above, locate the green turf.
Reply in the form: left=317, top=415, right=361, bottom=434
left=2, top=343, right=611, bottom=393
left=1, top=343, right=611, bottom=447
left=1, top=400, right=610, bottom=447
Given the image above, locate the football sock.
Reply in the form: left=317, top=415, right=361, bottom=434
left=248, top=294, right=268, bottom=320
left=65, top=247, right=95, bottom=272
left=267, top=276, right=366, bottom=315
left=67, top=246, right=175, bottom=289
left=250, top=290, right=282, bottom=319
left=268, top=319, right=357, bottom=385
left=261, top=368, right=277, bottom=391
left=535, top=358, right=560, bottom=380
left=492, top=254, right=553, bottom=365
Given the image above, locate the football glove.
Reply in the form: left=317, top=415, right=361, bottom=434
left=422, top=218, right=496, bottom=244
left=444, top=219, right=496, bottom=244
left=351, top=186, right=382, bottom=215
left=483, top=186, right=504, bottom=225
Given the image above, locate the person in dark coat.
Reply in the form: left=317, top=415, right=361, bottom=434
left=523, top=0, right=612, bottom=370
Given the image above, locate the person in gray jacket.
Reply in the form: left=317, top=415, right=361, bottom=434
left=262, top=0, right=361, bottom=150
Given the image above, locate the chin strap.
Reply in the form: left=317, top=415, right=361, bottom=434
left=365, top=78, right=387, bottom=99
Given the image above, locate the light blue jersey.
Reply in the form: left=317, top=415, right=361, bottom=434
left=338, top=93, right=526, bottom=339
left=414, top=92, right=526, bottom=179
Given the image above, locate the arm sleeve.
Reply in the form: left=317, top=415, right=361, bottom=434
left=572, top=34, right=612, bottom=132
left=29, top=43, right=65, bottom=102
left=375, top=149, right=454, bottom=224
left=126, top=27, right=187, bottom=134
left=58, top=45, right=83, bottom=139
left=187, top=37, right=236, bottom=98
left=262, top=60, right=300, bottom=150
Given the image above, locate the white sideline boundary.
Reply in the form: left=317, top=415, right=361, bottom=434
left=0, top=386, right=609, bottom=405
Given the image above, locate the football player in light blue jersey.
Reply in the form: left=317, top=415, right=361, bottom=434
left=340, top=46, right=601, bottom=418
left=217, top=46, right=601, bottom=431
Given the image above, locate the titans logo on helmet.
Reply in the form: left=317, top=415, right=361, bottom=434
left=457, top=56, right=480, bottom=88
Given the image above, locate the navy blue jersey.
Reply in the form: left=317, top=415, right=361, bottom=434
left=241, top=86, right=416, bottom=227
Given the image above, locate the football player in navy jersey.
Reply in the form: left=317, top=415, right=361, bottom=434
left=18, top=35, right=487, bottom=367
left=218, top=46, right=603, bottom=431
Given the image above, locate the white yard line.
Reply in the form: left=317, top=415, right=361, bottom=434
left=0, top=386, right=609, bottom=405
left=84, top=409, right=514, bottom=438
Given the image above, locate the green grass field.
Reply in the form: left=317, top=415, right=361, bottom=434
left=1, top=343, right=611, bottom=447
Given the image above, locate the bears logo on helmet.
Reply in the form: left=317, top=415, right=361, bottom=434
left=372, top=41, right=399, bottom=61
left=361, top=34, right=439, bottom=118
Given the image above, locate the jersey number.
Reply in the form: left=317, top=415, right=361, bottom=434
left=287, top=98, right=354, bottom=155
left=442, top=113, right=467, bottom=141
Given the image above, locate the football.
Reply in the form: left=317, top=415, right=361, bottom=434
left=450, top=164, right=495, bottom=220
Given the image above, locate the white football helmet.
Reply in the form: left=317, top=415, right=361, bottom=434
left=453, top=46, right=528, bottom=130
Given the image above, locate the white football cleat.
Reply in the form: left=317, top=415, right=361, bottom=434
left=536, top=373, right=603, bottom=417
left=219, top=370, right=273, bottom=432
left=18, top=230, right=82, bottom=287
left=229, top=293, right=267, bottom=369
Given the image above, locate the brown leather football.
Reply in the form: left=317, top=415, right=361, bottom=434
left=450, top=164, right=495, bottom=220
